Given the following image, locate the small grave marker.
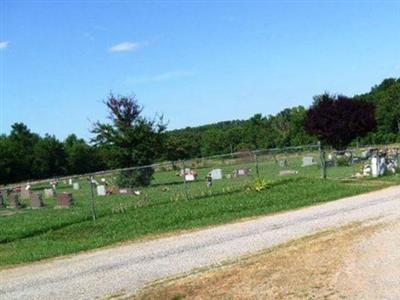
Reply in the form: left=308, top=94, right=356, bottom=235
left=278, top=160, right=288, bottom=168
left=302, top=156, right=316, bottom=167
left=119, top=188, right=134, bottom=195
left=97, top=185, right=107, bottom=196
left=8, top=193, right=21, bottom=209
left=233, top=168, right=250, bottom=177
left=44, top=188, right=55, bottom=199
left=68, top=178, right=73, bottom=185
left=0, top=193, right=5, bottom=208
left=20, top=186, right=31, bottom=200
left=185, top=174, right=196, bottom=181
left=30, top=193, right=44, bottom=209
left=279, top=170, right=298, bottom=176
left=56, top=192, right=73, bottom=208
left=73, top=183, right=80, bottom=190
left=209, top=169, right=223, bottom=180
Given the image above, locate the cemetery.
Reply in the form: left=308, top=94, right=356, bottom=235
left=1, top=145, right=400, bottom=268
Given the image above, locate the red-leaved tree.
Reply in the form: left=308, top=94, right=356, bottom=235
left=304, top=93, right=376, bottom=149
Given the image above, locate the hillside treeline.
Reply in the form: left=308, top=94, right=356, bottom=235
left=1, top=77, right=399, bottom=185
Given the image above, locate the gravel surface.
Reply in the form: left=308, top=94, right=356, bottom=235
left=1, top=186, right=400, bottom=300
left=337, top=220, right=400, bottom=299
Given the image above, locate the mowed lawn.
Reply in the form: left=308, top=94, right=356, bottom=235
left=0, top=155, right=397, bottom=268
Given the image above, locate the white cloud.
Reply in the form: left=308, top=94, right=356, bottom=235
left=396, top=64, right=400, bottom=70
left=108, top=42, right=140, bottom=53
left=126, top=70, right=195, bottom=85
left=0, top=41, right=9, bottom=50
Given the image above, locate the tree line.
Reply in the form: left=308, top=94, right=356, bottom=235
left=0, top=77, right=399, bottom=185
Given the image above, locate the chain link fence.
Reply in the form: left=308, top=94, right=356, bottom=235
left=1, top=143, right=400, bottom=215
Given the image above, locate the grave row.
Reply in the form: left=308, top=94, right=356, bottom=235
left=0, top=192, right=73, bottom=209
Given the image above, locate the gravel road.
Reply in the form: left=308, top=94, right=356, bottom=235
left=1, top=186, right=400, bottom=300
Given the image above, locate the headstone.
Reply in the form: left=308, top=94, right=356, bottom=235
left=361, top=150, right=370, bottom=159
left=119, top=188, right=134, bottom=195
left=30, top=193, right=44, bottom=209
left=73, top=183, right=80, bottom=190
left=97, top=185, right=107, bottom=196
left=8, top=193, right=21, bottom=209
left=279, top=170, right=298, bottom=176
left=278, top=160, right=288, bottom=168
left=371, top=156, right=379, bottom=178
left=302, top=156, right=316, bottom=167
left=387, top=162, right=397, bottom=174
left=20, top=185, right=31, bottom=200
left=234, top=168, right=250, bottom=177
left=180, top=168, right=191, bottom=176
left=0, top=193, right=5, bottom=208
left=209, top=169, right=223, bottom=180
left=68, top=178, right=73, bottom=185
left=44, top=188, right=55, bottom=199
left=56, top=192, right=73, bottom=208
left=185, top=174, right=196, bottom=181
left=363, top=164, right=372, bottom=176
left=379, top=157, right=387, bottom=176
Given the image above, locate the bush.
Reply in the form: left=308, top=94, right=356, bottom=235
left=117, top=167, right=154, bottom=188
left=247, top=178, right=271, bottom=192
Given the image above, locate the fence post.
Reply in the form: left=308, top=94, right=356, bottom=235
left=318, top=142, right=326, bottom=179
left=89, top=176, right=97, bottom=221
left=255, top=152, right=260, bottom=177
left=182, top=160, right=189, bottom=200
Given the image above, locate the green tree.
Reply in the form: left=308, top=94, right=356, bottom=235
left=64, top=134, right=104, bottom=174
left=91, top=94, right=166, bottom=187
left=32, top=135, right=67, bottom=178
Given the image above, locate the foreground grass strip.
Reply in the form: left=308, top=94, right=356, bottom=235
left=0, top=177, right=395, bottom=268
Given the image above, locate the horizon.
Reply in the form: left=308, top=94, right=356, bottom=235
left=1, top=1, right=400, bottom=140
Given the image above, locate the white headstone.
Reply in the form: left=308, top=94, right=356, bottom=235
left=185, top=174, right=196, bottom=181
left=97, top=185, right=107, bottom=196
left=68, top=178, right=73, bottom=185
left=302, top=156, right=316, bottom=167
left=210, top=169, right=223, bottom=180
left=73, top=182, right=80, bottom=190
left=180, top=168, right=191, bottom=176
left=371, top=156, right=379, bottom=178
left=44, top=188, right=55, bottom=198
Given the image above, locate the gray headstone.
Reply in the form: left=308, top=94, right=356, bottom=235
left=8, top=193, right=21, bottom=209
left=278, top=160, right=288, bottom=168
left=30, top=193, right=44, bottom=209
left=119, top=188, right=134, bottom=195
left=0, top=193, right=5, bottom=208
left=302, top=156, right=316, bottom=167
left=279, top=170, right=298, bottom=176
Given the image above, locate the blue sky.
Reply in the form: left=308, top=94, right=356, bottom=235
left=1, top=1, right=399, bottom=140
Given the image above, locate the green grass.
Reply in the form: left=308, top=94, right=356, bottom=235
left=0, top=153, right=397, bottom=268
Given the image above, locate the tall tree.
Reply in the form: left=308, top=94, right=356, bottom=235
left=91, top=94, right=166, bottom=187
left=32, top=135, right=67, bottom=178
left=304, top=93, right=376, bottom=149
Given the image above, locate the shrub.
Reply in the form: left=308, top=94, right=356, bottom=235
left=116, top=167, right=154, bottom=188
